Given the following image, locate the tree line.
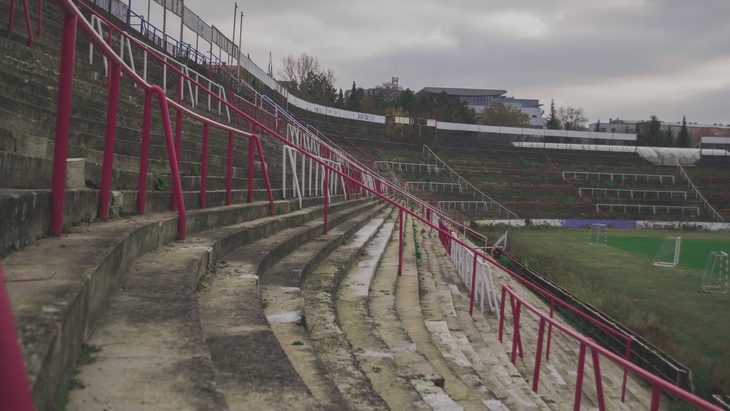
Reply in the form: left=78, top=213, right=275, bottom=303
left=277, top=53, right=693, bottom=147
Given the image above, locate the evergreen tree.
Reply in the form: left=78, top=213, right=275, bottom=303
left=336, top=88, right=344, bottom=108
left=595, top=119, right=601, bottom=132
left=546, top=99, right=561, bottom=129
left=346, top=81, right=360, bottom=111
left=677, top=116, right=692, bottom=147
left=664, top=125, right=674, bottom=147
left=640, top=115, right=663, bottom=146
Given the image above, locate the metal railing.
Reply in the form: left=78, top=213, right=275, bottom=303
left=676, top=160, right=725, bottom=222
left=422, top=145, right=519, bottom=219
left=1, top=1, right=723, bottom=409
left=499, top=284, right=721, bottom=411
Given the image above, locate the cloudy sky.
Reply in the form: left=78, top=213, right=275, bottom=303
left=131, top=0, right=730, bottom=125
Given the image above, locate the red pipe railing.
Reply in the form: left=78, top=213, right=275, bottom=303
left=498, top=284, right=722, bottom=411
left=4, top=1, right=719, bottom=409
left=7, top=0, right=34, bottom=47
left=103, top=3, right=726, bottom=404
left=51, top=0, right=277, bottom=237
left=0, top=263, right=35, bottom=410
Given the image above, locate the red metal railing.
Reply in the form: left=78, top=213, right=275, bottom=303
left=49, top=0, right=277, bottom=236
left=1, top=1, right=723, bottom=409
left=7, top=0, right=34, bottom=47
left=498, top=284, right=722, bottom=411
left=0, top=262, right=35, bottom=411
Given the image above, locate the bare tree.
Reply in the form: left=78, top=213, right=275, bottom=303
left=557, top=106, right=588, bottom=130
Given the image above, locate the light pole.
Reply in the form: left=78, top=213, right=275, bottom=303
left=231, top=2, right=237, bottom=65
left=236, top=11, right=243, bottom=78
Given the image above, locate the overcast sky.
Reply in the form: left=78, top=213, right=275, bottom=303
left=131, top=0, right=730, bottom=125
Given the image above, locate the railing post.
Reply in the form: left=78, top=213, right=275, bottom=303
left=574, top=342, right=587, bottom=411
left=589, top=339, right=606, bottom=411
left=398, top=208, right=404, bottom=276
left=546, top=298, right=555, bottom=360
left=248, top=137, right=254, bottom=202
left=469, top=252, right=478, bottom=316
left=50, top=11, right=77, bottom=236
left=151, top=88, right=186, bottom=239
left=0, top=264, right=35, bottom=410
left=137, top=91, right=153, bottom=215
left=324, top=169, right=329, bottom=234
left=98, top=62, right=122, bottom=221
left=226, top=130, right=233, bottom=205
left=200, top=122, right=209, bottom=209
left=253, top=136, right=274, bottom=216
left=532, top=317, right=546, bottom=393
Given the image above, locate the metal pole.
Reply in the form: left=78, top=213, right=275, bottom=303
left=238, top=12, right=243, bottom=67
left=231, top=2, right=237, bottom=66
left=50, top=12, right=78, bottom=236
left=0, top=264, right=35, bottom=410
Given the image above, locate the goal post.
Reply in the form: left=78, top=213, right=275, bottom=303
left=654, top=236, right=681, bottom=267
left=700, top=251, right=728, bottom=294
left=588, top=224, right=607, bottom=246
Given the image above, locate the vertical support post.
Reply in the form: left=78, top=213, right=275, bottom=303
left=247, top=137, right=254, bottom=202
left=137, top=91, right=153, bottom=215
left=22, top=0, right=32, bottom=47
left=398, top=208, right=404, bottom=276
left=98, top=63, right=122, bottom=221
left=200, top=122, right=209, bottom=209
left=574, top=343, right=587, bottom=411
left=546, top=299, right=555, bottom=361
left=254, top=136, right=273, bottom=216
left=226, top=130, right=233, bottom=205
left=621, top=342, right=631, bottom=403
left=0, top=264, right=35, bottom=410
left=532, top=317, right=546, bottom=393
left=50, top=11, right=77, bottom=236
left=323, top=169, right=329, bottom=234
left=589, top=341, right=606, bottom=411
left=510, top=299, right=522, bottom=364
left=650, top=384, right=662, bottom=411
left=469, top=252, right=478, bottom=316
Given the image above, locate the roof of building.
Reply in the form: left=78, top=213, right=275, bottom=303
left=419, top=87, right=507, bottom=97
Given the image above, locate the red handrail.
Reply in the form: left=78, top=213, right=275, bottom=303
left=7, top=0, right=34, bottom=47
left=9, top=2, right=719, bottom=409
left=499, top=284, right=722, bottom=411
left=0, top=263, right=35, bottom=410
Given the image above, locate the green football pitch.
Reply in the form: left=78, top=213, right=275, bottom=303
left=502, top=227, right=730, bottom=396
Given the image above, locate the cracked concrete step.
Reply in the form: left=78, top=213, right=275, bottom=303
left=418, top=226, right=551, bottom=410
left=335, top=218, right=433, bottom=410
left=299, top=210, right=392, bottom=411
left=393, top=214, right=490, bottom=410
left=66, top=242, right=227, bottom=410
left=367, top=212, right=460, bottom=410
left=199, top=198, right=385, bottom=410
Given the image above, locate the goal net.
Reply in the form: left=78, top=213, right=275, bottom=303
left=700, top=251, right=728, bottom=293
left=654, top=236, right=681, bottom=267
left=588, top=224, right=607, bottom=246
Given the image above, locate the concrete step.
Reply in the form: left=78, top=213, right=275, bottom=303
left=3, top=196, right=323, bottom=410
left=334, top=217, right=433, bottom=410
left=393, top=214, right=490, bottom=410
left=298, top=208, right=393, bottom=410
left=417, top=226, right=550, bottom=410
left=367, top=211, right=461, bottom=411
left=198, top=198, right=384, bottom=410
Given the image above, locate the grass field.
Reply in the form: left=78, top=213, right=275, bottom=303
left=488, top=226, right=730, bottom=398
